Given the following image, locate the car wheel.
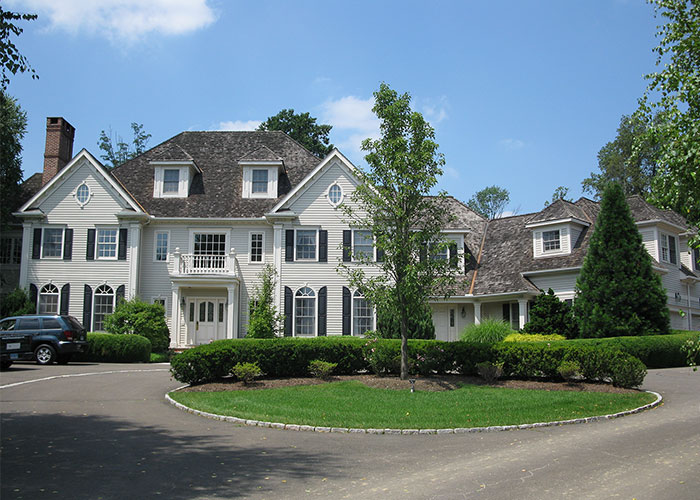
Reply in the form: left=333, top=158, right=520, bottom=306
left=0, top=360, right=12, bottom=370
left=57, top=354, right=72, bottom=365
left=35, top=344, right=56, bottom=365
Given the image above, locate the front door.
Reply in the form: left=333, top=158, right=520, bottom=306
left=187, top=298, right=226, bottom=344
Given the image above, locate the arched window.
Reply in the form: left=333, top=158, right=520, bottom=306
left=295, top=287, right=316, bottom=336
left=352, top=290, right=373, bottom=336
left=39, top=284, right=59, bottom=314
left=93, top=285, right=114, bottom=331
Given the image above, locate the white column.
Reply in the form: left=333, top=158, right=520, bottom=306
left=18, top=222, right=33, bottom=289
left=228, top=247, right=237, bottom=276
left=518, top=299, right=528, bottom=330
left=128, top=223, right=141, bottom=299
left=227, top=284, right=236, bottom=339
left=173, top=247, right=181, bottom=276
left=170, top=286, right=180, bottom=348
left=473, top=302, right=481, bottom=325
left=273, top=224, right=283, bottom=314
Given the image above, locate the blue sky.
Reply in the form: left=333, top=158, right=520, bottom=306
left=7, top=0, right=661, bottom=215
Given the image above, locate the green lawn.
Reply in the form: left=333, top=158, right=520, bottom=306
left=169, top=381, right=656, bottom=429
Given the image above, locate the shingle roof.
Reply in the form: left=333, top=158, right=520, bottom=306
left=526, top=199, right=592, bottom=225
left=111, top=131, right=320, bottom=218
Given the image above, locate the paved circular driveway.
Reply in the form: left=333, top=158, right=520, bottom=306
left=1, top=363, right=698, bottom=499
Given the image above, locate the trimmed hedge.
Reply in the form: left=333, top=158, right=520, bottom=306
left=169, top=336, right=649, bottom=387
left=73, top=332, right=151, bottom=363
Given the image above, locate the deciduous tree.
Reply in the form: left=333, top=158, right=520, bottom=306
left=340, top=83, right=454, bottom=379
left=465, top=185, right=510, bottom=219
left=0, top=6, right=38, bottom=89
left=544, top=186, right=572, bottom=207
left=0, top=91, right=27, bottom=229
left=258, top=109, right=333, bottom=158
left=98, top=123, right=151, bottom=168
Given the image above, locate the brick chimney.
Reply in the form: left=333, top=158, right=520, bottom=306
left=42, top=117, right=75, bottom=186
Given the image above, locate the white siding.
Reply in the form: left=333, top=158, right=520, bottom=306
left=640, top=229, right=656, bottom=260
left=529, top=273, right=578, bottom=297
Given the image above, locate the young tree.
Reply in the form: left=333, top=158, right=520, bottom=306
left=341, top=83, right=454, bottom=379
left=104, top=297, right=170, bottom=352
left=246, top=264, right=283, bottom=338
left=98, top=123, right=151, bottom=168
left=637, top=0, right=700, bottom=244
left=573, top=183, right=669, bottom=338
left=1, top=6, right=38, bottom=89
left=0, top=91, right=27, bottom=229
left=582, top=113, right=662, bottom=199
left=465, top=185, right=510, bottom=219
left=258, top=109, right=333, bottom=158
left=523, top=289, right=577, bottom=338
left=544, top=186, right=572, bottom=207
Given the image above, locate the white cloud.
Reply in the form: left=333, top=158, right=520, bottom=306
left=499, top=138, right=525, bottom=150
left=215, top=120, right=261, bottom=131
left=12, top=0, right=217, bottom=41
left=320, top=96, right=380, bottom=158
left=421, top=96, right=449, bottom=124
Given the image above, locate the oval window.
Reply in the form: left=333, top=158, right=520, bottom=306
left=76, top=184, right=90, bottom=206
left=328, top=184, right=343, bottom=206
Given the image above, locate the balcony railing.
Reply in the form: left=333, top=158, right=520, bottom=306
left=172, top=248, right=237, bottom=276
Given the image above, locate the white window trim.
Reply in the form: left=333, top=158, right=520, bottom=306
left=351, top=290, right=375, bottom=336
left=41, top=227, right=65, bottom=259
left=153, top=165, right=190, bottom=198
left=188, top=229, right=230, bottom=255
left=95, top=227, right=119, bottom=260
left=93, top=284, right=115, bottom=332
left=73, top=182, right=92, bottom=207
left=542, top=229, right=561, bottom=253
left=352, top=229, right=375, bottom=262
left=294, top=286, right=317, bottom=337
left=327, top=183, right=344, bottom=207
left=152, top=296, right=168, bottom=315
left=153, top=230, right=170, bottom=262
left=249, top=231, right=265, bottom=264
left=295, top=229, right=318, bottom=261
left=38, top=283, right=60, bottom=314
left=242, top=166, right=279, bottom=199
left=660, top=233, right=678, bottom=264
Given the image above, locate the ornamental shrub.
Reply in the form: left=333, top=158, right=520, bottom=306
left=74, top=332, right=151, bottom=363
left=104, top=297, right=170, bottom=352
left=681, top=335, right=700, bottom=371
left=573, top=183, right=669, bottom=337
left=523, top=289, right=577, bottom=338
left=0, top=288, right=34, bottom=317
left=504, top=333, right=566, bottom=342
left=246, top=265, right=283, bottom=338
left=557, top=360, right=582, bottom=382
left=308, top=360, right=337, bottom=379
left=363, top=336, right=401, bottom=375
left=476, top=361, right=504, bottom=383
left=232, top=362, right=263, bottom=384
left=460, top=319, right=514, bottom=343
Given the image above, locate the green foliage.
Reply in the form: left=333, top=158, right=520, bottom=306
left=339, top=82, right=453, bottom=379
left=638, top=0, right=700, bottom=243
left=582, top=112, right=663, bottom=199
left=573, top=183, right=670, bottom=337
left=504, top=333, right=566, bottom=342
left=465, top=185, right=510, bottom=219
left=73, top=332, right=151, bottom=363
left=246, top=264, right=283, bottom=338
left=308, top=359, right=337, bottom=380
left=231, top=362, right=263, bottom=384
left=0, top=91, right=27, bottom=230
left=362, top=336, right=401, bottom=375
left=375, top=296, right=435, bottom=339
left=0, top=6, right=38, bottom=89
left=258, top=109, right=333, bottom=158
left=98, top=123, right=151, bottom=168
left=523, top=289, right=578, bottom=339
left=557, top=360, right=582, bottom=382
left=460, top=319, right=514, bottom=344
left=544, top=186, right=572, bottom=207
left=103, top=297, right=170, bottom=353
left=681, top=335, right=700, bottom=371
left=0, top=287, right=34, bottom=317
left=476, top=361, right=504, bottom=383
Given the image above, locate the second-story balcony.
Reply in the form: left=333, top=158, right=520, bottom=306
left=171, top=248, right=238, bottom=276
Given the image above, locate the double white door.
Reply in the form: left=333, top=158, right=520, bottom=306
left=187, top=298, right=226, bottom=344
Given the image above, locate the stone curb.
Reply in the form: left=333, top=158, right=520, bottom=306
left=165, top=388, right=662, bottom=435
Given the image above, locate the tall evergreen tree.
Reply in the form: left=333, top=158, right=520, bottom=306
left=0, top=91, right=27, bottom=230
left=573, top=183, right=669, bottom=337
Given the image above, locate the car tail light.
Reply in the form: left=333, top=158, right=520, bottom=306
left=63, top=330, right=74, bottom=340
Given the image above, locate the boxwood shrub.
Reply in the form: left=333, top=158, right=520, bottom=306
left=74, top=332, right=151, bottom=363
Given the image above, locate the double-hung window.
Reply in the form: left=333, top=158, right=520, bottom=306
left=660, top=234, right=677, bottom=265
left=0, top=237, right=22, bottom=264
left=93, top=285, right=114, bottom=331
left=295, top=287, right=316, bottom=336
left=42, top=228, right=63, bottom=258
left=296, top=230, right=317, bottom=260
left=39, top=284, right=59, bottom=314
left=163, top=169, right=180, bottom=194
left=252, top=169, right=268, bottom=194
left=542, top=230, right=561, bottom=252
left=353, top=230, right=374, bottom=261
left=250, top=232, right=264, bottom=263
left=352, top=291, right=373, bottom=336
left=97, top=229, right=118, bottom=259
left=154, top=231, right=169, bottom=261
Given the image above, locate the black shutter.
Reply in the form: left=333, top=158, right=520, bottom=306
left=29, top=284, right=38, bottom=311
left=502, top=303, right=510, bottom=322
left=342, top=230, right=351, bottom=262
left=419, top=245, right=427, bottom=263
left=32, top=228, right=42, bottom=259
left=284, top=286, right=293, bottom=336
left=86, top=229, right=95, bottom=260
left=63, top=229, right=73, bottom=260
left=83, top=285, right=92, bottom=330
left=318, top=287, right=327, bottom=336
left=376, top=247, right=384, bottom=262
left=318, top=230, right=328, bottom=263
left=449, top=242, right=458, bottom=268
left=60, top=284, right=70, bottom=315
left=116, top=285, right=125, bottom=304
left=118, top=228, right=128, bottom=260
left=285, top=230, right=294, bottom=262
left=342, top=287, right=351, bottom=335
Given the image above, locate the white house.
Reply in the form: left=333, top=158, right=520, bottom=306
left=6, top=117, right=699, bottom=347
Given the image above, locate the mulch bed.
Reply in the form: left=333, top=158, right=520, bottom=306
left=177, top=374, right=638, bottom=394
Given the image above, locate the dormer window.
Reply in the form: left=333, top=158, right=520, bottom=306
left=660, top=233, right=677, bottom=265
left=163, top=169, right=180, bottom=194
left=543, top=230, right=561, bottom=252
left=252, top=169, right=269, bottom=194
left=241, top=164, right=279, bottom=199
left=152, top=162, right=196, bottom=198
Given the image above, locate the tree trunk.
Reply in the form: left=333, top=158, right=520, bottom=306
left=399, top=302, right=409, bottom=380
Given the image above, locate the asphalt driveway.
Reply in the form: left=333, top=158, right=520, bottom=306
left=1, top=363, right=698, bottom=499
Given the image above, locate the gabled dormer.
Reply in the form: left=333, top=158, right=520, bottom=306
left=525, top=200, right=591, bottom=258
left=239, top=146, right=284, bottom=199
left=150, top=144, right=200, bottom=198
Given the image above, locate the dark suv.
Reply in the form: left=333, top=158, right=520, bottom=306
left=0, top=315, right=88, bottom=365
